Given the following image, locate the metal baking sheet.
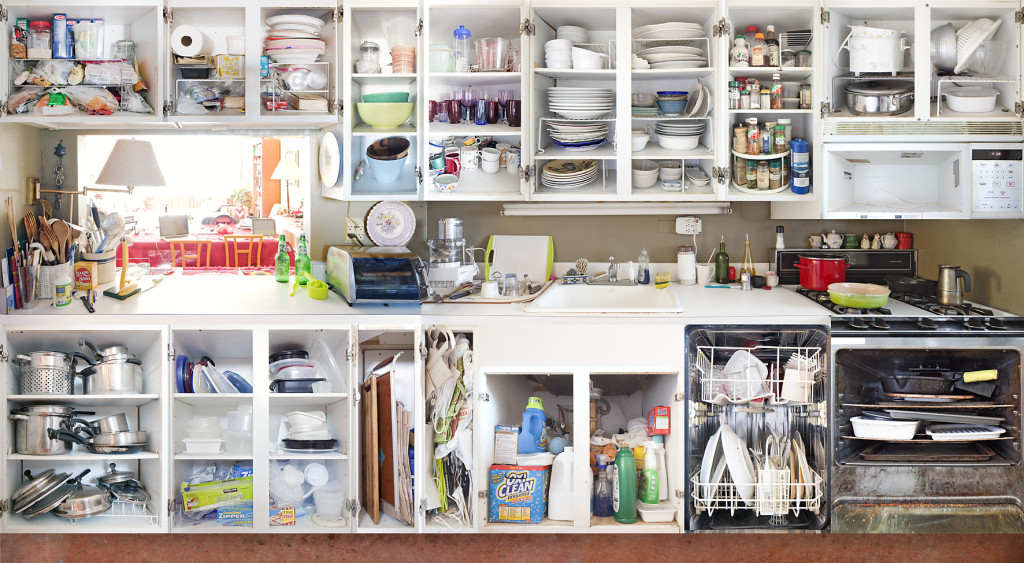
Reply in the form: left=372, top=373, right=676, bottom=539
left=858, top=441, right=996, bottom=462
left=885, top=409, right=1005, bottom=425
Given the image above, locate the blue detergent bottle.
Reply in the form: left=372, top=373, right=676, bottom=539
left=518, top=396, right=548, bottom=454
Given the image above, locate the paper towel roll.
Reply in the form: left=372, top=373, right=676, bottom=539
left=171, top=25, right=204, bottom=57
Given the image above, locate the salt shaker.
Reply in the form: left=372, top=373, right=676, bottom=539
left=740, top=271, right=752, bottom=291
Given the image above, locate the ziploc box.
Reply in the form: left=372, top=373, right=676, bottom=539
left=217, top=503, right=253, bottom=527
left=181, top=476, right=253, bottom=512
left=489, top=465, right=550, bottom=524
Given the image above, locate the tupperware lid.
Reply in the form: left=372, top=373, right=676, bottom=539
left=454, top=25, right=470, bottom=39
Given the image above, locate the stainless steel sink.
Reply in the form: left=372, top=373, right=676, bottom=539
left=525, top=283, right=683, bottom=314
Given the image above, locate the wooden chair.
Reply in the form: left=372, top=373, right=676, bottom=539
left=224, top=235, right=265, bottom=267
left=169, top=240, right=212, bottom=269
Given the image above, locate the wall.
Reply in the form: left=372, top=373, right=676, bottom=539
left=0, top=124, right=43, bottom=250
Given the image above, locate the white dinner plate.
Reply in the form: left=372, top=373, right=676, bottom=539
left=637, top=45, right=705, bottom=57
left=553, top=110, right=612, bottom=119
left=649, top=61, right=709, bottom=69
left=319, top=131, right=342, bottom=188
left=266, top=22, right=322, bottom=35
left=366, top=201, right=416, bottom=247
left=720, top=424, right=755, bottom=505
left=632, top=21, right=702, bottom=37
left=266, top=30, right=321, bottom=39
left=266, top=14, right=326, bottom=29
left=700, top=427, right=723, bottom=500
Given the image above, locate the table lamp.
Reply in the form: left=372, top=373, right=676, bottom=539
left=271, top=158, right=301, bottom=211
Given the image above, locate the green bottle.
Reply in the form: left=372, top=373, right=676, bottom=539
left=714, top=236, right=730, bottom=284
left=295, top=234, right=312, bottom=285
left=274, top=234, right=290, bottom=283
left=612, top=448, right=637, bottom=524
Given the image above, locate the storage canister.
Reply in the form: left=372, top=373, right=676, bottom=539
left=677, top=246, right=696, bottom=285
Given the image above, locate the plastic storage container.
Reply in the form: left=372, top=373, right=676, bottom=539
left=547, top=447, right=574, bottom=521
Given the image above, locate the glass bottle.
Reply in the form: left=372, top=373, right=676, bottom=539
left=765, top=25, right=780, bottom=67
left=637, top=248, right=650, bottom=285
left=743, top=26, right=760, bottom=56
left=295, top=234, right=312, bottom=285
left=750, top=33, right=767, bottom=67
left=775, top=225, right=786, bottom=250
left=760, top=88, right=771, bottom=111
left=769, top=160, right=782, bottom=189
left=714, top=237, right=730, bottom=284
left=274, top=235, right=290, bottom=283
left=740, top=234, right=754, bottom=278
left=593, top=462, right=613, bottom=517
left=453, top=25, right=471, bottom=72
left=770, top=73, right=783, bottom=109
left=730, top=36, right=750, bottom=67
left=799, top=83, right=812, bottom=109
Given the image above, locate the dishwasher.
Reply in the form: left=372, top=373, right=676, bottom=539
left=685, top=325, right=830, bottom=530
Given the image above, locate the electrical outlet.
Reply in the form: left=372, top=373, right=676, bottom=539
left=676, top=216, right=702, bottom=235
left=346, top=218, right=365, bottom=242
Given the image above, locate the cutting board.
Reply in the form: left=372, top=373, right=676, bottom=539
left=484, top=235, right=553, bottom=283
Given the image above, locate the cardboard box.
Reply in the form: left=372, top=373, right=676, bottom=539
left=269, top=505, right=296, bottom=526
left=181, top=476, right=253, bottom=512
left=262, top=93, right=288, bottom=111
left=217, top=503, right=253, bottom=527
left=11, top=19, right=28, bottom=59
left=647, top=405, right=670, bottom=436
left=494, top=425, right=520, bottom=465
left=52, top=14, right=70, bottom=59
left=488, top=465, right=549, bottom=524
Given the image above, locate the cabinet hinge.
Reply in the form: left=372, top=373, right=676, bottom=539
left=418, top=345, right=427, bottom=360
left=1016, top=9, right=1024, bottom=24
left=167, top=344, right=175, bottom=361
left=820, top=9, right=830, bottom=25
left=346, top=346, right=354, bottom=362
left=419, top=498, right=427, bottom=512
left=167, top=499, right=174, bottom=516
left=415, top=166, right=423, bottom=185
left=520, top=164, right=534, bottom=182
left=712, top=18, right=730, bottom=38
left=334, top=99, right=342, bottom=117
left=414, top=18, right=423, bottom=37
left=520, top=18, right=535, bottom=36
left=820, top=101, right=831, bottom=118
left=477, top=490, right=487, bottom=499
left=335, top=8, right=343, bottom=23
left=0, top=101, right=8, bottom=116
left=1015, top=101, right=1023, bottom=116
left=674, top=393, right=685, bottom=402
left=352, top=394, right=360, bottom=407
left=0, top=499, right=8, bottom=514
left=674, top=490, right=685, bottom=500
left=478, top=392, right=490, bottom=402
left=346, top=498, right=359, bottom=516
left=0, top=344, right=8, bottom=363
left=163, top=7, right=172, bottom=25
left=163, top=101, right=173, bottom=118
left=0, top=5, right=8, bottom=23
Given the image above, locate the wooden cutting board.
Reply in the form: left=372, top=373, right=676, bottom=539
left=484, top=235, right=553, bottom=283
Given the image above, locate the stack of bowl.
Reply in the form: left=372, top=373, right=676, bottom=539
left=655, top=121, right=706, bottom=151
left=366, top=137, right=411, bottom=184
left=545, top=39, right=572, bottom=69
left=632, top=160, right=660, bottom=188
left=632, top=93, right=658, bottom=118
left=656, top=91, right=688, bottom=116
left=264, top=15, right=326, bottom=64
left=429, top=43, right=454, bottom=72
left=356, top=91, right=414, bottom=129
left=556, top=25, right=590, bottom=44
left=391, top=45, right=415, bottom=73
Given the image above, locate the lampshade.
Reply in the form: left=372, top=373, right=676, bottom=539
left=95, top=139, right=166, bottom=188
left=271, top=158, right=301, bottom=182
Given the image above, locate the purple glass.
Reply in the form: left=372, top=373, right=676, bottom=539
left=486, top=101, right=500, bottom=124
left=437, top=99, right=449, bottom=123
left=447, top=99, right=461, bottom=124
left=474, top=100, right=488, bottom=125
left=507, top=99, right=521, bottom=127
left=428, top=100, right=437, bottom=123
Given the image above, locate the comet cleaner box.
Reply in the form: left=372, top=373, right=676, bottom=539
left=488, top=465, right=549, bottom=524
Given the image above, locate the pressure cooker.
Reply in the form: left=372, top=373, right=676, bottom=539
left=845, top=80, right=914, bottom=116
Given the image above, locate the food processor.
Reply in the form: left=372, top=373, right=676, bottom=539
left=426, top=218, right=478, bottom=291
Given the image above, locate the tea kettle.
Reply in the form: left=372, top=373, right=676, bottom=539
left=937, top=265, right=971, bottom=306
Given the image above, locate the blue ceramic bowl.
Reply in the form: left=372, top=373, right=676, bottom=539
left=657, top=91, right=688, bottom=97
left=656, top=99, right=686, bottom=115
left=367, top=153, right=407, bottom=183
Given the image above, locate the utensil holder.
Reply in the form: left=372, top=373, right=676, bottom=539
left=82, top=250, right=117, bottom=284
left=37, top=261, right=72, bottom=300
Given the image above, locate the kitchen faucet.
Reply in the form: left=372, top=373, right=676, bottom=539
left=590, top=256, right=637, bottom=286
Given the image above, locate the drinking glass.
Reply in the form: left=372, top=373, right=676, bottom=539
left=447, top=99, right=461, bottom=124
left=497, top=89, right=512, bottom=122
left=486, top=101, right=500, bottom=124
left=474, top=100, right=488, bottom=125
left=461, top=89, right=476, bottom=123
left=507, top=99, right=521, bottom=127
left=437, top=98, right=449, bottom=122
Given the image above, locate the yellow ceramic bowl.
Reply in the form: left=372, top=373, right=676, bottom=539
left=356, top=102, right=415, bottom=129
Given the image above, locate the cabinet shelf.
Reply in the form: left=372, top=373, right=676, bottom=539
left=732, top=150, right=790, bottom=160
left=728, top=109, right=813, bottom=114
left=352, top=73, right=417, bottom=85
left=427, top=122, right=521, bottom=136
left=6, top=451, right=160, bottom=461
left=174, top=393, right=253, bottom=406
left=534, top=68, right=616, bottom=80
left=429, top=72, right=521, bottom=86
left=633, top=68, right=714, bottom=77
left=353, top=124, right=416, bottom=135
left=7, top=394, right=159, bottom=407
left=268, top=393, right=349, bottom=407
left=268, top=452, right=348, bottom=460
left=728, top=66, right=813, bottom=77
left=632, top=144, right=714, bottom=160
left=174, top=453, right=254, bottom=460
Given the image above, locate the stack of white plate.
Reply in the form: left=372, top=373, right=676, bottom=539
left=556, top=26, right=590, bottom=44
left=548, top=87, right=614, bottom=119
left=547, top=120, right=608, bottom=151
left=541, top=159, right=599, bottom=189
left=655, top=121, right=706, bottom=151
left=632, top=22, right=708, bottom=69
left=265, top=14, right=326, bottom=63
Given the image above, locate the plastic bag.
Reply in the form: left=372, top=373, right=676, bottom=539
left=7, top=87, right=44, bottom=114
left=175, top=92, right=208, bottom=115
left=84, top=61, right=139, bottom=86
left=27, top=59, right=76, bottom=86
left=120, top=89, right=154, bottom=114
left=65, top=86, right=118, bottom=114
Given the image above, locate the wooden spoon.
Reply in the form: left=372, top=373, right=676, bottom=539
left=39, top=199, right=53, bottom=221
left=52, top=221, right=70, bottom=262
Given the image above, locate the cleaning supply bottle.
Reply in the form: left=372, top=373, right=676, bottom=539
left=518, top=397, right=548, bottom=454
left=612, top=448, right=637, bottom=523
left=548, top=447, right=574, bottom=521
left=644, top=440, right=668, bottom=501
left=637, top=248, right=650, bottom=284
left=593, top=461, right=613, bottom=517
left=714, top=236, right=730, bottom=284
left=639, top=464, right=659, bottom=504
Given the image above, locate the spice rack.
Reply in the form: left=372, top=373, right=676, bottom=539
left=729, top=151, right=791, bottom=195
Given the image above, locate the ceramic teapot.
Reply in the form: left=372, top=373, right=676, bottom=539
left=882, top=233, right=898, bottom=249
left=822, top=230, right=844, bottom=249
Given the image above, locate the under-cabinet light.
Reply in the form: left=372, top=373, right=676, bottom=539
left=500, top=202, right=732, bottom=216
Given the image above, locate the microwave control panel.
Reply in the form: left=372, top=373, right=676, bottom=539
left=972, top=147, right=1023, bottom=219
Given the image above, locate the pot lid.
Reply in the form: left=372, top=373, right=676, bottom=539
left=108, top=480, right=151, bottom=504
left=17, top=404, right=75, bottom=415
left=96, top=463, right=135, bottom=485
left=11, top=469, right=54, bottom=502
left=20, top=483, right=75, bottom=519
left=845, top=80, right=914, bottom=95
left=798, top=253, right=847, bottom=261
left=12, top=470, right=70, bottom=513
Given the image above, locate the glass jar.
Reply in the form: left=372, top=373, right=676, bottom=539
left=27, top=21, right=51, bottom=59
left=781, top=50, right=796, bottom=68
left=734, top=155, right=748, bottom=187
left=113, top=40, right=136, bottom=63
left=739, top=89, right=751, bottom=109
left=769, top=161, right=782, bottom=190
left=357, top=41, right=381, bottom=74
left=799, top=83, right=812, bottom=109
left=760, top=88, right=771, bottom=110
left=796, top=50, right=812, bottom=68
left=756, top=161, right=770, bottom=189
left=729, top=81, right=741, bottom=109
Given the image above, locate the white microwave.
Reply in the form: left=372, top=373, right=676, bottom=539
left=822, top=142, right=1023, bottom=219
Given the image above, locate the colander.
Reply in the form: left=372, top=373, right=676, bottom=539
left=14, top=351, right=74, bottom=394
left=955, top=18, right=1002, bottom=74
left=930, top=23, right=957, bottom=72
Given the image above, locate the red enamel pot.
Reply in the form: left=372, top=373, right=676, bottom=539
left=794, top=254, right=850, bottom=291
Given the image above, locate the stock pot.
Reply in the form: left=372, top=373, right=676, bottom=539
left=9, top=405, right=91, bottom=455
left=845, top=81, right=914, bottom=116
left=795, top=254, right=850, bottom=291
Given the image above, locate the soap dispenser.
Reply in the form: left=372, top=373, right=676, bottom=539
left=637, top=249, right=650, bottom=285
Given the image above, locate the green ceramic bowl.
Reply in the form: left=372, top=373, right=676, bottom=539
left=356, top=102, right=415, bottom=128
left=827, top=283, right=890, bottom=309
left=362, top=92, right=410, bottom=103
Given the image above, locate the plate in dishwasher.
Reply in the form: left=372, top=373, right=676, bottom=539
left=926, top=424, right=1007, bottom=441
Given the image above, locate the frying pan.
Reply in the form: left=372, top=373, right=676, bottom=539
left=48, top=429, right=148, bottom=454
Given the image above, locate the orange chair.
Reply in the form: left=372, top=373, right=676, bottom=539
left=169, top=240, right=212, bottom=269
left=224, top=235, right=265, bottom=267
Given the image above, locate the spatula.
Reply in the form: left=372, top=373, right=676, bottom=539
left=23, top=211, right=37, bottom=244
left=52, top=221, right=70, bottom=262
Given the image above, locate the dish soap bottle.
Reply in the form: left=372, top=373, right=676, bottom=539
left=295, top=234, right=312, bottom=285
left=274, top=234, right=290, bottom=283
left=740, top=234, right=754, bottom=278
left=518, top=397, right=548, bottom=454
left=714, top=236, right=730, bottom=284
left=593, top=460, right=613, bottom=517
left=637, top=248, right=650, bottom=284
left=612, top=447, right=637, bottom=523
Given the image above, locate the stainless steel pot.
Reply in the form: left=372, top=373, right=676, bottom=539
left=70, top=413, right=131, bottom=435
left=52, top=470, right=112, bottom=520
left=78, top=360, right=143, bottom=394
left=845, top=80, right=914, bottom=116
left=13, top=351, right=83, bottom=394
left=8, top=405, right=86, bottom=455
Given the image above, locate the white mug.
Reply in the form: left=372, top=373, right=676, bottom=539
left=506, top=150, right=520, bottom=174
left=481, top=159, right=499, bottom=174
left=481, top=280, right=499, bottom=298
left=696, top=264, right=715, bottom=285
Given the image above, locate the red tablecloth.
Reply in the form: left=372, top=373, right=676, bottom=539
left=118, top=226, right=287, bottom=268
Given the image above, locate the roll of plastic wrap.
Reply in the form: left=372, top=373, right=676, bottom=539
left=171, top=25, right=204, bottom=57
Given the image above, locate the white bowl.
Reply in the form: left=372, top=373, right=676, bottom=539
left=182, top=438, right=224, bottom=454
left=657, top=135, right=700, bottom=151
left=944, top=86, right=998, bottom=113
left=659, top=166, right=682, bottom=181
left=631, top=135, right=650, bottom=151
left=850, top=416, right=919, bottom=440
left=545, top=39, right=573, bottom=51
left=632, top=160, right=660, bottom=188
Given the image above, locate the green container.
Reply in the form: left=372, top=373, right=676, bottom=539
left=362, top=92, right=410, bottom=103
left=613, top=448, right=637, bottom=523
left=827, top=282, right=890, bottom=309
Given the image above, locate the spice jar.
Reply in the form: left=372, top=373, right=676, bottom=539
left=756, top=161, right=770, bottom=189
left=28, top=21, right=51, bottom=59
left=760, top=88, right=771, bottom=110
left=740, top=88, right=751, bottom=109
left=356, top=41, right=381, bottom=73
left=729, top=81, right=741, bottom=109
left=796, top=50, right=812, bottom=67
left=781, top=50, right=796, bottom=68
left=769, top=161, right=782, bottom=190
left=746, top=118, right=760, bottom=155
left=734, top=155, right=748, bottom=187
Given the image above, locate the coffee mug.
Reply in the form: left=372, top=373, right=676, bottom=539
left=444, top=148, right=461, bottom=176
left=481, top=159, right=499, bottom=174
left=896, top=232, right=913, bottom=249
left=481, top=147, right=500, bottom=162
left=480, top=280, right=499, bottom=298
left=429, top=152, right=445, bottom=171
left=460, top=146, right=479, bottom=170
left=496, top=143, right=511, bottom=167
left=696, top=264, right=715, bottom=284
left=434, top=173, right=458, bottom=193
left=506, top=149, right=520, bottom=173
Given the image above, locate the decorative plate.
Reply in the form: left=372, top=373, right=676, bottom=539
left=319, top=131, right=342, bottom=188
left=366, top=201, right=416, bottom=247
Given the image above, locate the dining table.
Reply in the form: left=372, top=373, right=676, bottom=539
left=117, top=224, right=286, bottom=268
